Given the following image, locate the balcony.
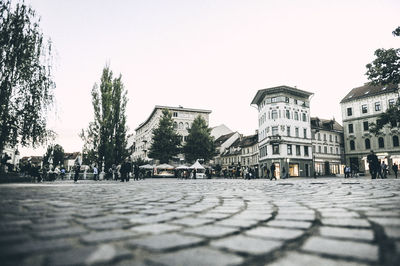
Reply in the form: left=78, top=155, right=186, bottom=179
left=268, top=135, right=282, bottom=144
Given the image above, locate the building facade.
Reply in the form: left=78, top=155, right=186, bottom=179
left=311, top=117, right=345, bottom=175
left=133, top=106, right=211, bottom=162
left=251, top=85, right=313, bottom=178
left=340, top=83, right=400, bottom=172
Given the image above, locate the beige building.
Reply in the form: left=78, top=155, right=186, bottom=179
left=311, top=117, right=345, bottom=175
left=340, top=83, right=400, bottom=172
left=133, top=105, right=211, bottom=162
left=251, top=85, right=314, bottom=178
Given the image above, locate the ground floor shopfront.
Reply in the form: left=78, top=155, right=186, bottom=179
left=314, top=159, right=344, bottom=176
left=259, top=158, right=313, bottom=179
left=346, top=152, right=400, bottom=173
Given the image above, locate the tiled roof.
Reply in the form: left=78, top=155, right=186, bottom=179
left=311, top=117, right=343, bottom=132
left=340, top=83, right=398, bottom=103
left=238, top=134, right=258, bottom=147
left=214, top=132, right=236, bottom=147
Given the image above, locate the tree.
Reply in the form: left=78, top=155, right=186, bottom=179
left=148, top=109, right=181, bottom=163
left=183, top=115, right=215, bottom=163
left=366, top=26, right=400, bottom=86
left=80, top=65, right=130, bottom=170
left=42, top=144, right=65, bottom=167
left=366, top=26, right=400, bottom=134
left=0, top=0, right=55, bottom=155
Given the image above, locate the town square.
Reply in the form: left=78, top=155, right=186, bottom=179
left=1, top=0, right=400, bottom=265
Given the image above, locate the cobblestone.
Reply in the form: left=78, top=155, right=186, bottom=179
left=0, top=178, right=399, bottom=265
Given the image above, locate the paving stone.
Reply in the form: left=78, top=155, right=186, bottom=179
left=46, top=244, right=132, bottom=266
left=274, top=214, right=315, bottom=221
left=198, top=212, right=231, bottom=219
left=368, top=217, right=400, bottom=226
left=183, top=225, right=238, bottom=238
left=0, top=234, right=31, bottom=245
left=30, top=221, right=70, bottom=231
left=171, top=217, right=214, bottom=226
left=319, top=226, right=374, bottom=241
left=268, top=251, right=369, bottom=266
left=35, top=226, right=86, bottom=239
left=266, top=220, right=312, bottom=229
left=76, top=215, right=124, bottom=225
left=246, top=226, right=304, bottom=240
left=131, top=223, right=181, bottom=234
left=302, top=236, right=379, bottom=262
left=321, top=218, right=370, bottom=228
left=233, top=212, right=272, bottom=221
left=81, top=230, right=139, bottom=244
left=86, top=221, right=129, bottom=231
left=383, top=226, right=400, bottom=239
left=127, top=232, right=204, bottom=251
left=148, top=247, right=244, bottom=266
left=216, top=218, right=259, bottom=228
left=211, top=235, right=282, bottom=255
left=0, top=239, right=72, bottom=257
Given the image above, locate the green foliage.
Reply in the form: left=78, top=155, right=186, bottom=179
left=148, top=109, right=181, bottom=163
left=43, top=144, right=65, bottom=167
left=132, top=157, right=149, bottom=166
left=369, top=98, right=400, bottom=135
left=365, top=26, right=400, bottom=85
left=0, top=0, right=55, bottom=154
left=183, top=115, right=215, bottom=163
left=80, top=65, right=130, bottom=169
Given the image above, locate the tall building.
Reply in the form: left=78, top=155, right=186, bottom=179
left=340, top=83, right=400, bottom=172
left=311, top=117, right=344, bottom=175
left=251, top=85, right=313, bottom=178
left=133, top=105, right=211, bottom=162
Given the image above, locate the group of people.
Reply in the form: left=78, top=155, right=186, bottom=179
left=176, top=169, right=199, bottom=179
left=367, top=150, right=398, bottom=179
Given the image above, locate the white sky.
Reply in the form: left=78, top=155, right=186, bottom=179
left=20, top=0, right=400, bottom=157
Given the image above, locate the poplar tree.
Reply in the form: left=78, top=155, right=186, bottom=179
left=183, top=115, right=215, bottom=163
left=148, top=109, right=181, bottom=163
left=80, top=66, right=129, bottom=169
left=0, top=0, right=55, bottom=155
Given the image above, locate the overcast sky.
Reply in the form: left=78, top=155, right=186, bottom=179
left=20, top=0, right=399, bottom=156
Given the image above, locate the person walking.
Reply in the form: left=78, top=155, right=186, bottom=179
left=74, top=162, right=81, bottom=183
left=392, top=163, right=398, bottom=179
left=93, top=165, right=98, bottom=181
left=120, top=159, right=131, bottom=182
left=282, top=167, right=286, bottom=179
left=270, top=163, right=276, bottom=181
left=344, top=165, right=351, bottom=178
left=367, top=150, right=379, bottom=179
left=381, top=161, right=388, bottom=179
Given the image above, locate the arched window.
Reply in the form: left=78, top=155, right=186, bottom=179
left=378, top=137, right=384, bottom=148
left=365, top=138, right=371, bottom=150
left=350, top=140, right=355, bottom=150
left=185, top=122, right=189, bottom=129
left=294, top=112, right=299, bottom=120
left=393, top=136, right=399, bottom=147
left=173, top=122, right=177, bottom=129
left=179, top=122, right=183, bottom=129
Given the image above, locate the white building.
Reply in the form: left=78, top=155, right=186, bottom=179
left=251, top=85, right=313, bottom=178
left=311, top=117, right=345, bottom=175
left=211, top=124, right=233, bottom=140
left=340, top=83, right=400, bottom=172
left=133, top=105, right=211, bottom=162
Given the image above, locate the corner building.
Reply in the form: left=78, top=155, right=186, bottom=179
left=251, top=85, right=313, bottom=178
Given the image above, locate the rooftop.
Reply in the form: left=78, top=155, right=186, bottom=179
left=311, top=117, right=343, bottom=132
left=251, top=85, right=314, bottom=105
left=340, top=83, right=398, bottom=103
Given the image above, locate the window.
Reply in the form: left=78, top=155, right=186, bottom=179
left=173, top=122, right=178, bottom=129
left=303, top=128, right=307, bottom=139
left=272, top=126, right=279, bottom=136
left=313, top=145, right=316, bottom=153
left=350, top=140, right=355, bottom=150
left=318, top=133, right=321, bottom=140
left=286, top=110, right=290, bottom=119
left=273, top=144, right=279, bottom=154
left=329, top=135, right=332, bottom=142
left=173, top=112, right=178, bottom=117
left=336, top=147, right=339, bottom=154
left=362, top=104, right=368, bottom=114
left=296, top=145, right=301, bottom=155
left=365, top=138, right=371, bottom=149
left=335, top=136, right=338, bottom=143
left=295, top=127, right=299, bottom=137
left=287, top=144, right=292, bottom=155
left=179, top=122, right=183, bottom=129
left=271, top=110, right=278, bottom=119
left=285, top=97, right=289, bottom=103
left=348, top=124, right=354, bottom=134
left=287, top=126, right=291, bottom=136
left=330, top=147, right=333, bottom=154
left=363, top=121, right=369, bottom=131
left=393, top=136, right=399, bottom=147
left=347, top=107, right=352, bottom=116
left=324, top=146, right=327, bottom=154
left=375, top=102, right=381, bottom=111
left=323, top=134, right=326, bottom=141
left=302, top=113, right=307, bottom=122
left=378, top=137, right=384, bottom=148
left=294, top=112, right=299, bottom=120
left=271, top=97, right=277, bottom=103
left=389, top=99, right=396, bottom=107
left=318, top=146, right=322, bottom=153
left=304, top=146, right=309, bottom=156
left=185, top=122, right=189, bottom=129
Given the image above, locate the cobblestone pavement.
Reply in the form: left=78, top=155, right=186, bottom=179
left=0, top=178, right=400, bottom=266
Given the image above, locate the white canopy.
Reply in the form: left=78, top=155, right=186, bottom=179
left=190, top=160, right=205, bottom=170
left=139, top=164, right=154, bottom=169
left=156, top=163, right=174, bottom=169
left=176, top=165, right=189, bottom=170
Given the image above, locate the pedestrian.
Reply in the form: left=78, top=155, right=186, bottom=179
left=193, top=169, right=197, bottom=179
left=60, top=167, right=66, bottom=180
left=367, top=150, right=379, bottom=179
left=270, top=163, right=276, bottom=181
left=93, top=165, right=98, bottom=181
left=344, top=165, right=351, bottom=178
left=120, top=159, right=131, bottom=182
left=74, top=162, right=81, bottom=183
left=134, top=164, right=139, bottom=181
left=266, top=168, right=270, bottom=180
left=282, top=167, right=286, bottom=179
left=392, top=163, right=398, bottom=179
left=381, top=161, right=388, bottom=179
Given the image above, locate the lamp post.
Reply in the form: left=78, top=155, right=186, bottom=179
left=311, top=128, right=319, bottom=178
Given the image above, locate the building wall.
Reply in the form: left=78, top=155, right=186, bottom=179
left=312, top=129, right=344, bottom=175
left=341, top=91, right=400, bottom=172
